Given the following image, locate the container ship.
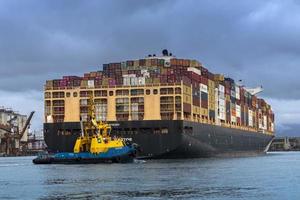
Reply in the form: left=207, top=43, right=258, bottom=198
left=43, top=50, right=275, bottom=158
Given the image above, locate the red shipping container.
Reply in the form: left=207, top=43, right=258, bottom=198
left=178, top=59, right=183, bottom=66
left=225, top=86, right=230, bottom=95
left=167, top=69, right=174, bottom=75
left=201, top=100, right=208, bottom=108
left=182, top=76, right=191, bottom=86
left=150, top=58, right=158, bottom=66
left=126, top=60, right=134, bottom=66
left=237, top=117, right=241, bottom=124
left=208, top=72, right=214, bottom=80
left=200, top=77, right=208, bottom=85
left=170, top=58, right=177, bottom=66
left=193, top=96, right=200, bottom=106
left=192, top=81, right=200, bottom=89
left=183, top=103, right=191, bottom=113
left=139, top=59, right=146, bottom=66
left=108, top=79, right=116, bottom=86
left=183, top=59, right=190, bottom=67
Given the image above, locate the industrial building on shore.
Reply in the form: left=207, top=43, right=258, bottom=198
left=0, top=107, right=34, bottom=156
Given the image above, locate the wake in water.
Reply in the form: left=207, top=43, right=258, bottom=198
left=133, top=159, right=146, bottom=164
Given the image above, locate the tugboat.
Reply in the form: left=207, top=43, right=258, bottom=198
left=33, top=96, right=138, bottom=164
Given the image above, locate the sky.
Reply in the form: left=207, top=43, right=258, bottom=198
left=0, top=0, right=299, bottom=136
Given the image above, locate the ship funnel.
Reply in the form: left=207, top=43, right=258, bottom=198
left=162, top=49, right=169, bottom=56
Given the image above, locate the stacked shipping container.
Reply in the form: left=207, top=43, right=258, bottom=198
left=45, top=55, right=274, bottom=134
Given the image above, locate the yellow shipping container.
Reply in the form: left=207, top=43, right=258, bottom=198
left=190, top=60, right=202, bottom=68
left=209, top=101, right=215, bottom=110
left=208, top=80, right=215, bottom=88
left=80, top=80, right=88, bottom=87
left=183, top=94, right=191, bottom=104
left=226, top=95, right=230, bottom=101
left=183, top=85, right=192, bottom=95
left=160, top=68, right=167, bottom=74
left=46, top=80, right=53, bottom=87
left=153, top=78, right=160, bottom=83
left=214, top=74, right=224, bottom=82
left=193, top=106, right=201, bottom=114
left=133, top=60, right=139, bottom=68
left=102, top=78, right=109, bottom=86
left=201, top=108, right=208, bottom=116
left=146, top=59, right=151, bottom=67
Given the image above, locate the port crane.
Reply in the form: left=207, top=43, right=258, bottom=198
left=0, top=111, right=35, bottom=156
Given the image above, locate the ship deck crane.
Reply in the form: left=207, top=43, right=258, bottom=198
left=244, top=86, right=263, bottom=95
left=237, top=80, right=264, bottom=95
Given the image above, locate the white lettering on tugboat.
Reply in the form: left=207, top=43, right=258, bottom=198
left=122, top=138, right=133, bottom=142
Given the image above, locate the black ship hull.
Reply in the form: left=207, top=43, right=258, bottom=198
left=44, top=120, right=273, bottom=158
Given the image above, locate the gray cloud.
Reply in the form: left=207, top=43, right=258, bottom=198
left=0, top=0, right=299, bottom=133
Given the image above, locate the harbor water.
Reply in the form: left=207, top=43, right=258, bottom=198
left=0, top=152, right=299, bottom=200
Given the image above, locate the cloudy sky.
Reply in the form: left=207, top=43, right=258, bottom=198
left=0, top=0, right=299, bottom=136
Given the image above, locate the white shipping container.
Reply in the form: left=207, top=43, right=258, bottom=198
left=130, top=77, right=138, bottom=86
left=219, top=106, right=226, bottom=113
left=235, top=86, right=240, bottom=100
left=80, top=99, right=88, bottom=106
left=248, top=110, right=253, bottom=127
left=95, top=106, right=107, bottom=111
left=163, top=57, right=171, bottom=67
left=200, top=84, right=208, bottom=93
left=143, top=72, right=150, bottom=78
left=87, top=80, right=94, bottom=88
left=129, top=74, right=136, bottom=77
left=219, top=93, right=225, bottom=100
left=131, top=103, right=138, bottom=111
left=259, top=119, right=263, bottom=129
left=123, top=77, right=131, bottom=86
left=219, top=112, right=226, bottom=120
left=271, top=123, right=274, bottom=132
left=263, top=115, right=267, bottom=130
left=236, top=105, right=241, bottom=118
left=141, top=69, right=148, bottom=74
left=219, top=99, right=225, bottom=106
left=231, top=116, right=236, bottom=123
left=137, top=77, right=145, bottom=85
left=123, top=74, right=136, bottom=78
left=219, top=84, right=225, bottom=93
left=215, top=88, right=220, bottom=124
left=187, top=67, right=201, bottom=75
